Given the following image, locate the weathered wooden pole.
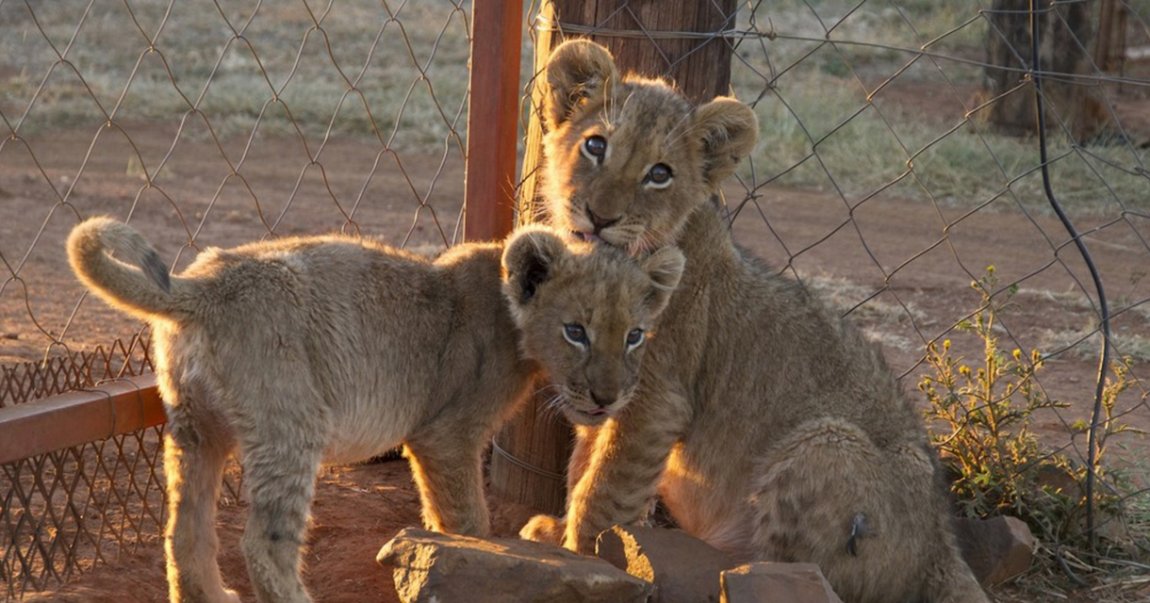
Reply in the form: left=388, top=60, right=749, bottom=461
left=489, top=0, right=739, bottom=515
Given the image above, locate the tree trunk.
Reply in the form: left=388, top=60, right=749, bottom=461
left=982, top=0, right=1106, bottom=141
left=1092, top=0, right=1128, bottom=77
left=489, top=0, right=737, bottom=515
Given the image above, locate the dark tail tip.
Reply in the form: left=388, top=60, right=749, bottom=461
left=142, top=250, right=172, bottom=293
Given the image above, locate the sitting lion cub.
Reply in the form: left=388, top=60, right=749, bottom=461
left=67, top=216, right=684, bottom=603
left=519, top=40, right=988, bottom=603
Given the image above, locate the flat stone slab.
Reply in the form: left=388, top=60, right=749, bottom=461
left=377, top=527, right=653, bottom=603
left=596, top=525, right=734, bottom=603
left=721, top=562, right=844, bottom=603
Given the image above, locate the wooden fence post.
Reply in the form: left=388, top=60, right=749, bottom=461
left=489, top=0, right=738, bottom=515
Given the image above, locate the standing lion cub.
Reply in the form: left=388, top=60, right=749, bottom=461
left=519, top=40, right=988, bottom=603
left=68, top=216, right=684, bottom=603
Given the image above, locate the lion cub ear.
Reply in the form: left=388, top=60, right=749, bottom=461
left=544, top=39, right=619, bottom=128
left=502, top=226, right=569, bottom=307
left=640, top=246, right=686, bottom=316
left=693, top=97, right=759, bottom=187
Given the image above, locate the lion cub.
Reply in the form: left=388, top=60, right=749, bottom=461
left=519, top=40, right=988, bottom=603
left=68, top=217, right=684, bottom=603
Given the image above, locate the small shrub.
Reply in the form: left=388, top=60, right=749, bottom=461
left=919, top=266, right=1140, bottom=554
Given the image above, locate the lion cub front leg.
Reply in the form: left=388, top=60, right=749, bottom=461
left=404, top=432, right=490, bottom=536
left=519, top=423, right=598, bottom=545
left=563, top=400, right=686, bottom=554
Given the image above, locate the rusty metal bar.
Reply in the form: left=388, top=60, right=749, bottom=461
left=0, top=376, right=165, bottom=466
left=463, top=0, right=524, bottom=242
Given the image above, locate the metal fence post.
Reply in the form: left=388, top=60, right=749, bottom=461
left=464, top=0, right=524, bottom=242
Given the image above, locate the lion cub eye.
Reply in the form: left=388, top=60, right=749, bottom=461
left=563, top=323, right=590, bottom=347
left=625, top=328, right=645, bottom=350
left=643, top=163, right=673, bottom=189
left=582, top=135, right=607, bottom=163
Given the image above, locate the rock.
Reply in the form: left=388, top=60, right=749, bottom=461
left=954, top=516, right=1036, bottom=586
left=1034, top=463, right=1081, bottom=498
left=720, top=563, right=844, bottom=603
left=377, top=527, right=652, bottom=603
left=595, top=525, right=733, bottom=603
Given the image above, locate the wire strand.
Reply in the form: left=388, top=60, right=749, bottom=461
left=1027, top=0, right=1113, bottom=554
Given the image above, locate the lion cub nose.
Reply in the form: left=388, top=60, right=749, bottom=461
left=590, top=391, right=615, bottom=408
left=586, top=207, right=620, bottom=232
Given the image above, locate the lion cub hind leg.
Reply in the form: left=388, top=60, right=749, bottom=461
left=750, top=418, right=987, bottom=603
left=163, top=390, right=240, bottom=603
left=239, top=434, right=325, bottom=603
left=230, top=381, right=328, bottom=603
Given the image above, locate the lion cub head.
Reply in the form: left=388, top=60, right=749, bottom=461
left=539, top=39, right=759, bottom=255
left=502, top=226, right=684, bottom=425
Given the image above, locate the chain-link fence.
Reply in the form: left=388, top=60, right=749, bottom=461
left=1, top=0, right=474, bottom=597
left=728, top=6, right=1150, bottom=588
left=3, top=0, right=1150, bottom=600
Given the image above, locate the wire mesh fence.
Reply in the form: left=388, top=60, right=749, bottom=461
left=0, top=336, right=163, bottom=598
left=1, top=0, right=473, bottom=597
left=1, top=0, right=1149, bottom=599
left=726, top=3, right=1150, bottom=576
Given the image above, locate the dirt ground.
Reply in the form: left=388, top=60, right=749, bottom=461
left=21, top=459, right=543, bottom=603
left=3, top=77, right=1150, bottom=601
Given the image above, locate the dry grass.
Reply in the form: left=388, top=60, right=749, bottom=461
left=0, top=0, right=471, bottom=148
left=730, top=1, right=1150, bottom=213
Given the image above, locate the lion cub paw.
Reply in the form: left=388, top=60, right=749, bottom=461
left=519, top=514, right=566, bottom=545
left=211, top=588, right=241, bottom=603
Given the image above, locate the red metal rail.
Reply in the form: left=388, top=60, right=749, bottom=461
left=0, top=374, right=165, bottom=465
left=463, top=0, right=523, bottom=242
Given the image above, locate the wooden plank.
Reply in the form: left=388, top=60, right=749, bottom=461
left=0, top=374, right=165, bottom=465
left=463, top=0, right=524, bottom=242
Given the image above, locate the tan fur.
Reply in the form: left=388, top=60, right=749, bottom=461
left=67, top=217, right=682, bottom=603
left=520, top=40, right=988, bottom=603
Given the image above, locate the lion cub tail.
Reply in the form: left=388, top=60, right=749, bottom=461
left=67, top=216, right=188, bottom=321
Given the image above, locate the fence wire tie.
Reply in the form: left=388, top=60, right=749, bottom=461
left=489, top=437, right=565, bottom=483
left=534, top=16, right=776, bottom=42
